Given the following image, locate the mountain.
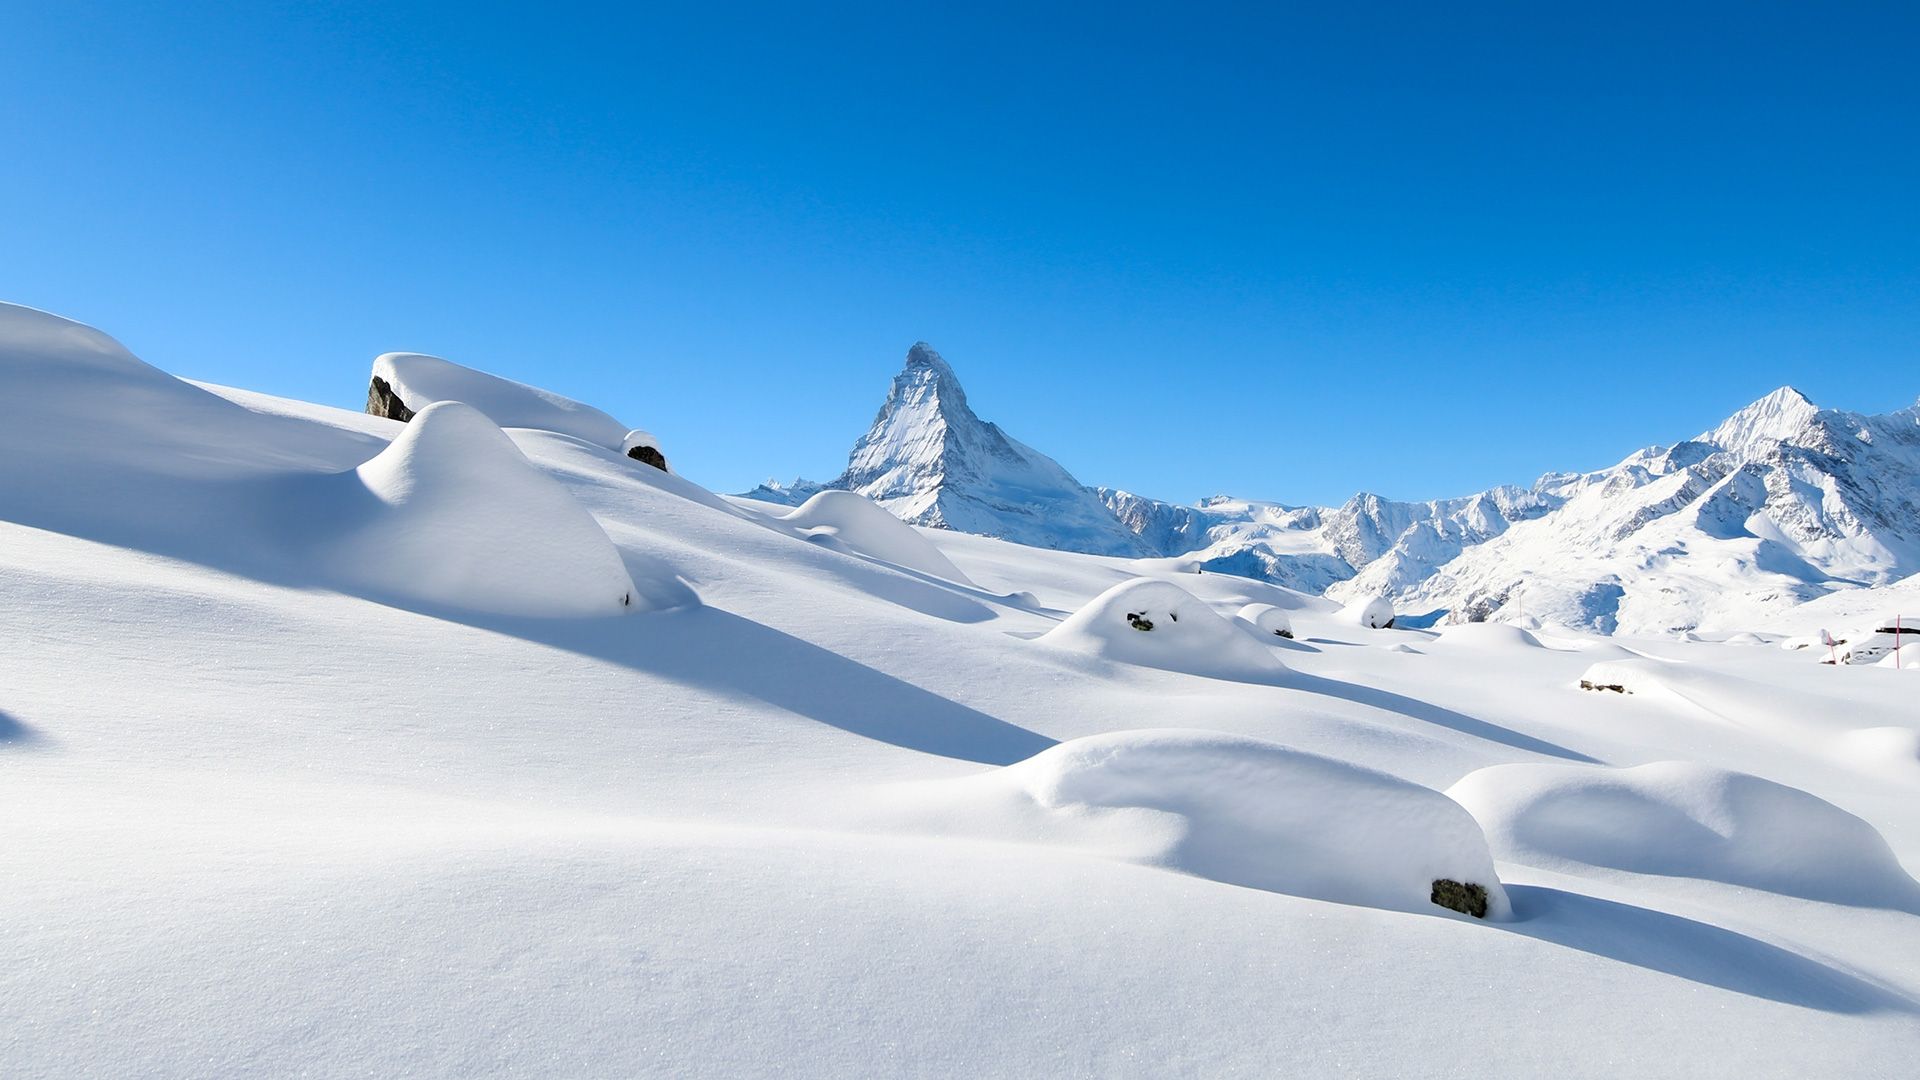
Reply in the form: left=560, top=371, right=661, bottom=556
left=1380, top=388, right=1920, bottom=632
left=742, top=343, right=1148, bottom=556
left=1104, top=386, right=1920, bottom=633
left=746, top=345, right=1920, bottom=634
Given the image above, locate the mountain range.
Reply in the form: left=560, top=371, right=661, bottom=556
left=743, top=345, right=1920, bottom=634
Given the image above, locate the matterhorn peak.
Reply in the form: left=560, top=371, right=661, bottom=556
left=766, top=343, right=1150, bottom=556
left=882, top=341, right=969, bottom=414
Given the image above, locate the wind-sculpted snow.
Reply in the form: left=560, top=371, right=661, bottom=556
left=302, top=402, right=646, bottom=617
left=1040, top=578, right=1286, bottom=681
left=11, top=301, right=1920, bottom=1076
left=917, top=729, right=1510, bottom=918
left=1340, top=595, right=1397, bottom=630
left=372, top=352, right=635, bottom=450
left=1451, top=761, right=1920, bottom=909
left=1428, top=622, right=1548, bottom=650
left=777, top=490, right=975, bottom=586
left=1232, top=601, right=1293, bottom=640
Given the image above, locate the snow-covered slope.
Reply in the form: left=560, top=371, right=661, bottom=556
left=8, top=303, right=1920, bottom=1077
left=744, top=343, right=1147, bottom=556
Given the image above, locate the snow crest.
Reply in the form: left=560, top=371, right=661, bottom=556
left=314, top=401, right=645, bottom=617
left=777, top=490, right=976, bottom=586
left=1450, top=761, right=1920, bottom=908
left=373, top=352, right=635, bottom=451
left=983, top=730, right=1511, bottom=918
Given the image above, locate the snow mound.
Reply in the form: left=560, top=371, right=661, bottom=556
left=986, top=730, right=1510, bottom=917
left=317, top=401, right=644, bottom=616
left=1040, top=579, right=1286, bottom=681
left=1, top=300, right=181, bottom=386
left=1431, top=623, right=1547, bottom=650
left=778, top=490, right=975, bottom=586
left=1836, top=727, right=1920, bottom=773
left=1449, top=761, right=1920, bottom=908
left=372, top=353, right=633, bottom=450
left=1340, top=595, right=1396, bottom=629
left=1232, top=602, right=1293, bottom=640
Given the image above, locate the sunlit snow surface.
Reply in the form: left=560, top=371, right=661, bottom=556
left=5, top=301, right=1920, bottom=1078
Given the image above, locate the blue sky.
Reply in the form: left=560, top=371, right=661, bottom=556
left=4, top=2, right=1916, bottom=506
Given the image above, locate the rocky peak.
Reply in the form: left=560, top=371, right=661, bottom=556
left=1702, top=386, right=1823, bottom=458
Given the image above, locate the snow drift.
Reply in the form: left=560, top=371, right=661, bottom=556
left=1342, top=595, right=1397, bottom=629
left=307, top=401, right=645, bottom=617
left=1232, top=602, right=1294, bottom=640
left=370, top=352, right=636, bottom=451
left=1430, top=622, right=1548, bottom=650
left=929, top=730, right=1509, bottom=918
left=1450, top=761, right=1920, bottom=908
left=777, top=490, right=975, bottom=586
left=1041, top=579, right=1286, bottom=681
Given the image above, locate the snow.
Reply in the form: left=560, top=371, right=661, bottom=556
left=1040, top=577, right=1288, bottom=681
left=1341, top=594, right=1397, bottom=629
left=1431, top=622, right=1548, bottom=650
left=1232, top=601, right=1294, bottom=639
left=1450, top=761, right=1920, bottom=909
left=8, top=302, right=1920, bottom=1077
left=775, top=489, right=976, bottom=586
left=373, top=351, right=635, bottom=450
left=299, top=401, right=648, bottom=617
left=909, top=729, right=1510, bottom=918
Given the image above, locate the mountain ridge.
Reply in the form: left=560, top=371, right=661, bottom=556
left=745, top=346, right=1920, bottom=633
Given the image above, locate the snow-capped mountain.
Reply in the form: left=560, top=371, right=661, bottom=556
left=749, top=346, right=1920, bottom=633
left=744, top=343, right=1148, bottom=556
left=1385, top=388, right=1920, bottom=632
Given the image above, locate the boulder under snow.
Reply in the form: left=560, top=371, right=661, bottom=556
left=621, top=429, right=670, bottom=471
left=1041, top=578, right=1286, bottom=681
left=1449, top=761, right=1920, bottom=908
left=1341, top=595, right=1397, bottom=629
left=368, top=353, right=658, bottom=462
left=1232, top=602, right=1294, bottom=640
left=950, top=729, right=1510, bottom=918
left=317, top=401, right=644, bottom=617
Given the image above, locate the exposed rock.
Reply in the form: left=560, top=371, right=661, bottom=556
left=1126, top=612, right=1155, bottom=632
left=627, top=445, right=667, bottom=471
left=1579, top=679, right=1629, bottom=694
left=1430, top=878, right=1489, bottom=918
left=366, top=375, right=414, bottom=423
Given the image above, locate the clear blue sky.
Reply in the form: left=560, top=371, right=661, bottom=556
left=4, top=2, right=1916, bottom=506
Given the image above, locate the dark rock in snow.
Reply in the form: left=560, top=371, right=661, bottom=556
left=1430, top=878, right=1489, bottom=918
left=366, top=375, right=414, bottom=422
left=627, top=445, right=668, bottom=471
left=1579, top=679, right=1629, bottom=694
